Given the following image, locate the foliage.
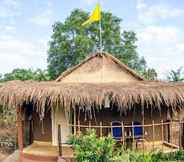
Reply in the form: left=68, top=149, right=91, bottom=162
left=167, top=67, right=184, bottom=82
left=0, top=106, right=17, bottom=153
left=69, top=129, right=184, bottom=162
left=69, top=129, right=116, bottom=162
left=141, top=68, right=158, bottom=80
left=47, top=9, right=148, bottom=79
left=0, top=68, right=50, bottom=82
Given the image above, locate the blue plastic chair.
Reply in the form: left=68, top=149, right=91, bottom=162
left=112, top=121, right=122, bottom=141
left=133, top=121, right=143, bottom=138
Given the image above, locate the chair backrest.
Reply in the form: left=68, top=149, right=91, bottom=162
left=112, top=121, right=122, bottom=140
left=133, top=121, right=143, bottom=138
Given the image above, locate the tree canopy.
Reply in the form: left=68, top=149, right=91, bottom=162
left=167, top=67, right=184, bottom=82
left=0, top=68, right=50, bottom=82
left=47, top=9, right=150, bottom=79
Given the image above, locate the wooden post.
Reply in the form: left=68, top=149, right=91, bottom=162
left=89, top=121, right=91, bottom=129
left=179, top=119, right=182, bottom=149
left=170, top=120, right=172, bottom=144
left=110, top=122, right=113, bottom=136
left=100, top=121, right=103, bottom=137
left=16, top=107, right=23, bottom=152
left=73, top=109, right=76, bottom=135
left=161, top=120, right=164, bottom=151
left=78, top=120, right=80, bottom=135
left=121, top=122, right=124, bottom=145
left=132, top=122, right=135, bottom=150
left=152, top=120, right=155, bottom=149
left=58, top=124, right=62, bottom=157
left=142, top=108, right=145, bottom=152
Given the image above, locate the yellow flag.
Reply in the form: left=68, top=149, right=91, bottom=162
left=82, top=4, right=101, bottom=26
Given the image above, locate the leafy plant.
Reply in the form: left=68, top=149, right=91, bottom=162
left=69, top=129, right=184, bottom=162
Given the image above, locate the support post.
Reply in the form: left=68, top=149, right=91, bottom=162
left=89, top=121, right=91, bottom=129
left=16, top=107, right=23, bottom=152
left=78, top=120, right=81, bottom=135
left=142, top=108, right=145, bottom=152
left=179, top=119, right=182, bottom=149
left=132, top=121, right=135, bottom=150
left=121, top=122, right=124, bottom=145
left=58, top=124, right=62, bottom=157
left=100, top=121, right=103, bottom=137
left=73, top=109, right=76, bottom=135
left=161, top=120, right=164, bottom=151
left=152, top=120, right=155, bottom=149
left=110, top=122, right=113, bottom=136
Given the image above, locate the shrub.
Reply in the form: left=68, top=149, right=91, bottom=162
left=69, top=129, right=184, bottom=162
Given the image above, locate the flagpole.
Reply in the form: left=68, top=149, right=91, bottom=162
left=98, top=0, right=104, bottom=83
left=99, top=1, right=102, bottom=54
left=99, top=16, right=102, bottom=54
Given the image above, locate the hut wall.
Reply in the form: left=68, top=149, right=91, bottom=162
left=78, top=108, right=169, bottom=142
left=51, top=108, right=71, bottom=145
left=33, top=110, right=52, bottom=142
left=60, top=56, right=139, bottom=83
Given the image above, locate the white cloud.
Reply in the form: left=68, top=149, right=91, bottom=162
left=0, top=38, right=48, bottom=73
left=29, top=1, right=53, bottom=26
left=0, top=0, right=21, bottom=18
left=137, top=25, right=184, bottom=78
left=30, top=10, right=52, bottom=26
left=136, top=0, right=184, bottom=24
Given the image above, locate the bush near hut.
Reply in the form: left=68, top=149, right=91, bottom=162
left=69, top=129, right=184, bottom=162
left=0, top=106, right=17, bottom=154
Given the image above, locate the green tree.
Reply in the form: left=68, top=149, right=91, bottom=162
left=1, top=68, right=50, bottom=82
left=47, top=9, right=147, bottom=79
left=142, top=68, right=158, bottom=80
left=167, top=67, right=184, bottom=82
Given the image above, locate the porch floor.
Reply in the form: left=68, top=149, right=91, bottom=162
left=23, top=141, right=74, bottom=158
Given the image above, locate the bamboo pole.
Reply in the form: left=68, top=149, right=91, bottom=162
left=161, top=120, right=164, bottom=151
left=179, top=119, right=182, bottom=149
left=132, top=122, right=135, bottom=150
left=78, top=120, right=81, bottom=135
left=100, top=121, right=103, bottom=137
left=89, top=121, right=91, bottom=129
left=74, top=109, right=76, bottom=135
left=142, top=108, right=145, bottom=152
left=152, top=120, right=155, bottom=150
left=110, top=122, right=113, bottom=136
left=121, top=122, right=124, bottom=145
left=170, top=120, right=172, bottom=144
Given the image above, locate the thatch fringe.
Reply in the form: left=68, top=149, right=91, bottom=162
left=0, top=80, right=184, bottom=114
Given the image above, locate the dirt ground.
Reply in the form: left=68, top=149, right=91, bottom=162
left=1, top=150, right=19, bottom=162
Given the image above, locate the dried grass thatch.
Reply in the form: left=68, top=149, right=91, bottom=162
left=0, top=80, right=184, bottom=114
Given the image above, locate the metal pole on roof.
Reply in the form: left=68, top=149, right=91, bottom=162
left=99, top=15, right=102, bottom=54
left=98, top=0, right=102, bottom=54
left=98, top=0, right=104, bottom=83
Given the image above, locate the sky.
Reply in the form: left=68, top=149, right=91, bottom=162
left=0, top=0, right=184, bottom=78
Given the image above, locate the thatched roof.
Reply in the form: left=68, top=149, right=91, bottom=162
left=0, top=52, right=183, bottom=114
left=56, top=52, right=144, bottom=83
left=0, top=80, right=184, bottom=114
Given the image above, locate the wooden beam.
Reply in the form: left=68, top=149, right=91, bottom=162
left=16, top=107, right=24, bottom=152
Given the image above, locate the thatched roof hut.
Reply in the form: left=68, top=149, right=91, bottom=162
left=0, top=52, right=184, bottom=114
